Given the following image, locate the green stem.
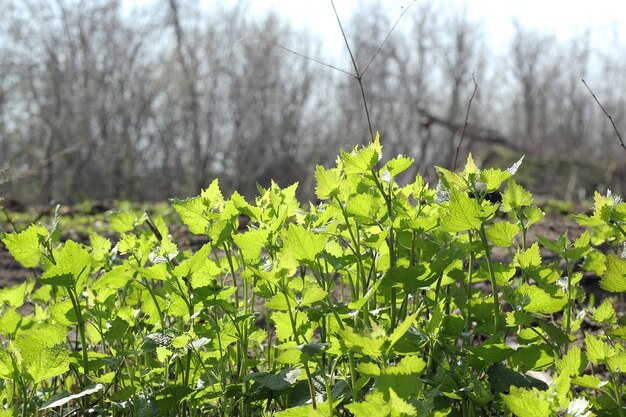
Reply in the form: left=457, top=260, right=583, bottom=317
left=564, top=260, right=573, bottom=352
left=67, top=288, right=90, bottom=410
left=465, top=233, right=475, bottom=333
left=223, top=242, right=240, bottom=306
left=478, top=224, right=501, bottom=336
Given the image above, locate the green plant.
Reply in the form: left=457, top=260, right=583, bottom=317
left=0, top=139, right=625, bottom=416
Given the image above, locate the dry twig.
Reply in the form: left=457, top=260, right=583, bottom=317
left=581, top=78, right=626, bottom=154
left=452, top=73, right=478, bottom=171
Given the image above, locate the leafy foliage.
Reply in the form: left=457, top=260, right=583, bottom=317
left=0, top=142, right=625, bottom=416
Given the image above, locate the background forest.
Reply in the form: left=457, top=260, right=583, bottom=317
left=1, top=0, right=625, bottom=205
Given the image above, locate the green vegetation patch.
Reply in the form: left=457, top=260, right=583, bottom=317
left=0, top=137, right=625, bottom=416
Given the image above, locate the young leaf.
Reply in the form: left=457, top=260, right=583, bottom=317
left=377, top=355, right=426, bottom=399
left=284, top=224, right=328, bottom=264
left=388, top=311, right=419, bottom=351
left=516, top=284, right=567, bottom=314
left=110, top=211, right=137, bottom=233
left=26, top=345, right=71, bottom=384
left=502, top=180, right=533, bottom=212
left=600, top=255, right=626, bottom=292
left=315, top=165, right=342, bottom=200
left=2, top=224, right=48, bottom=268
left=556, top=345, right=586, bottom=377
left=345, top=391, right=390, bottom=417
left=41, top=240, right=91, bottom=288
left=440, top=191, right=482, bottom=232
left=501, top=386, right=552, bottom=417
left=486, top=221, right=520, bottom=247
left=480, top=168, right=511, bottom=192
left=585, top=333, right=615, bottom=364
left=593, top=298, right=617, bottom=324
left=340, top=146, right=378, bottom=175
left=388, top=388, right=418, bottom=417
left=232, top=228, right=270, bottom=264
left=515, top=243, right=542, bottom=269
left=382, top=155, right=414, bottom=178
left=170, top=196, right=211, bottom=235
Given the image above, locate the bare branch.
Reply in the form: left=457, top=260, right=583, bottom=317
left=330, top=0, right=374, bottom=143
left=245, top=38, right=354, bottom=77
left=362, top=0, right=418, bottom=76
left=581, top=78, right=626, bottom=154
left=453, top=73, right=478, bottom=171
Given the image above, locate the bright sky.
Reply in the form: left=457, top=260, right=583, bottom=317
left=125, top=0, right=625, bottom=55
left=241, top=0, right=625, bottom=53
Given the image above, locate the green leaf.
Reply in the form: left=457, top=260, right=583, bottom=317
left=502, top=180, right=533, bottom=212
left=377, top=355, right=426, bottom=399
left=171, top=196, right=210, bottom=235
left=593, top=298, right=617, bottom=324
left=516, top=284, right=567, bottom=314
left=338, top=327, right=385, bottom=358
left=440, top=191, right=482, bottom=232
left=2, top=224, right=47, bottom=268
left=41, top=240, right=91, bottom=288
left=0, top=281, right=31, bottom=307
left=90, top=232, right=112, bottom=262
left=583, top=250, right=606, bottom=276
left=463, top=153, right=480, bottom=178
left=382, top=265, right=435, bottom=292
left=607, top=351, right=626, bottom=372
left=26, top=345, right=70, bottom=384
left=110, top=211, right=137, bottom=233
left=382, top=155, right=414, bottom=178
left=245, top=368, right=301, bottom=392
left=0, top=308, right=22, bottom=334
left=173, top=243, right=211, bottom=278
left=132, top=262, right=168, bottom=281
left=572, top=374, right=606, bottom=389
left=467, top=344, right=514, bottom=367
left=501, top=386, right=552, bottom=417
left=607, top=325, right=626, bottom=341
left=516, top=243, right=542, bottom=269
left=388, top=311, right=419, bottom=351
left=480, top=168, right=511, bottom=192
left=284, top=224, right=328, bottom=264
left=299, top=282, right=327, bottom=307
left=92, top=265, right=132, bottom=290
left=388, top=388, right=417, bottom=417
left=346, top=391, right=390, bottom=417
left=585, top=334, right=615, bottom=364
left=601, top=255, right=626, bottom=292
left=524, top=206, right=544, bottom=228
left=341, top=146, right=378, bottom=175
left=487, top=364, right=548, bottom=393
left=486, top=221, right=520, bottom=247
left=233, top=229, right=270, bottom=263
left=556, top=345, right=585, bottom=377
left=346, top=193, right=379, bottom=218
left=315, top=165, right=342, bottom=200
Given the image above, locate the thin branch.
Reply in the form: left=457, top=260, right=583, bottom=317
left=452, top=73, right=478, bottom=171
left=247, top=38, right=354, bottom=77
left=251, top=1, right=417, bottom=144
left=362, top=0, right=419, bottom=76
left=581, top=78, right=626, bottom=154
left=330, top=0, right=374, bottom=143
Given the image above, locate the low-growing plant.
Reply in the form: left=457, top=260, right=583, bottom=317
left=0, top=137, right=625, bottom=416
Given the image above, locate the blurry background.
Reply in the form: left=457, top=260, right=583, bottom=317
left=1, top=0, right=625, bottom=205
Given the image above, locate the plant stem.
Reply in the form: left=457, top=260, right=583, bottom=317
left=67, top=288, right=90, bottom=411
left=478, top=224, right=501, bottom=336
